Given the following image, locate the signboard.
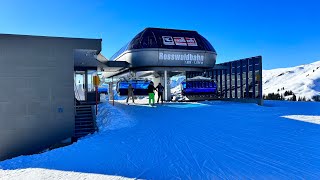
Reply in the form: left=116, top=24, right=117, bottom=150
left=93, top=75, right=100, bottom=86
left=173, top=37, right=187, bottom=46
left=162, top=36, right=175, bottom=45
left=162, top=36, right=198, bottom=46
left=159, top=51, right=205, bottom=65
left=185, top=37, right=198, bottom=46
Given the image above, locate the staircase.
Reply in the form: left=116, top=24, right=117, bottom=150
left=74, top=105, right=97, bottom=139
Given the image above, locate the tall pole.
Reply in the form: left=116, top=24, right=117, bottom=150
left=112, top=77, right=114, bottom=106
left=164, top=70, right=168, bottom=101
left=95, top=85, right=98, bottom=115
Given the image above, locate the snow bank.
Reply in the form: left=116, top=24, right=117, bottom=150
left=97, top=102, right=135, bottom=131
left=0, top=168, right=133, bottom=180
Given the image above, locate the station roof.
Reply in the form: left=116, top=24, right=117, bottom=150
left=110, top=27, right=217, bottom=60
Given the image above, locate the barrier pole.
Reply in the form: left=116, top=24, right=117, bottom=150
left=164, top=70, right=168, bottom=101
left=96, top=85, right=98, bottom=115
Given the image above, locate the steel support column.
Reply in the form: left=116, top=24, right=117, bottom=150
left=220, top=70, right=223, bottom=97
left=240, top=60, right=243, bottom=98
left=235, top=62, right=238, bottom=98
left=246, top=59, right=249, bottom=98
left=164, top=70, right=169, bottom=101
left=258, top=57, right=263, bottom=99
left=224, top=69, right=227, bottom=98
left=252, top=59, right=255, bottom=98
left=229, top=63, right=232, bottom=98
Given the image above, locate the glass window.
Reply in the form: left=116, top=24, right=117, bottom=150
left=87, top=70, right=97, bottom=92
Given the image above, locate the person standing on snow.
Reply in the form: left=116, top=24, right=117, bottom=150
left=147, top=81, right=156, bottom=106
left=126, top=83, right=135, bottom=104
left=156, top=83, right=164, bottom=104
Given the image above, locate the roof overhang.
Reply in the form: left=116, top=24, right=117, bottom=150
left=74, top=49, right=107, bottom=71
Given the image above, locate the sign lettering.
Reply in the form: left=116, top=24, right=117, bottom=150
left=162, top=36, right=175, bottom=45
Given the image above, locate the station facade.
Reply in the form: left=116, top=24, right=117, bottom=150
left=0, top=34, right=104, bottom=160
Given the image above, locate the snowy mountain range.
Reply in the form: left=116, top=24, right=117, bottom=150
left=263, top=61, right=320, bottom=100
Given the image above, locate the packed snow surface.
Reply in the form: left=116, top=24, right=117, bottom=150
left=1, top=100, right=320, bottom=179
left=0, top=168, right=131, bottom=180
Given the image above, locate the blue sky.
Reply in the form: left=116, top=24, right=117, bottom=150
left=0, top=0, right=319, bottom=69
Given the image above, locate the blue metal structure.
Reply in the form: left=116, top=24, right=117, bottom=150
left=181, top=80, right=217, bottom=96
left=186, top=56, right=263, bottom=104
left=117, top=80, right=151, bottom=96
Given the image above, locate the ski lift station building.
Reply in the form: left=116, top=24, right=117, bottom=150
left=0, top=28, right=262, bottom=160
left=0, top=34, right=106, bottom=160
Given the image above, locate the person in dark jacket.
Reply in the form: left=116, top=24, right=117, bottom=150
left=126, top=84, right=135, bottom=104
left=156, top=83, right=164, bottom=104
left=147, top=81, right=156, bottom=106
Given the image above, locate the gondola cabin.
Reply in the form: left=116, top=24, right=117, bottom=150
left=117, top=80, right=151, bottom=96
left=181, top=77, right=217, bottom=96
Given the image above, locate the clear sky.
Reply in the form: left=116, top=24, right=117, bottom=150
left=0, top=0, right=319, bottom=69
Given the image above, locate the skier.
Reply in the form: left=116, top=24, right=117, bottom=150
left=126, top=84, right=135, bottom=104
left=156, top=83, right=164, bottom=104
left=147, top=81, right=156, bottom=106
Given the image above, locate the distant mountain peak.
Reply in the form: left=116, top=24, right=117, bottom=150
left=263, top=61, right=320, bottom=100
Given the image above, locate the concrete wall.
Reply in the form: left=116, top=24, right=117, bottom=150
left=0, top=34, right=101, bottom=160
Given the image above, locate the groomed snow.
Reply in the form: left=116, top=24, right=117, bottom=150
left=0, top=168, right=132, bottom=180
left=282, top=115, right=320, bottom=125
left=1, top=100, right=320, bottom=179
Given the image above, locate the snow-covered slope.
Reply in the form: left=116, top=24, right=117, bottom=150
left=263, top=61, right=320, bottom=100
left=1, top=100, right=320, bottom=179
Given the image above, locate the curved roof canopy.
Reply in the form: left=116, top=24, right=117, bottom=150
left=111, top=28, right=217, bottom=60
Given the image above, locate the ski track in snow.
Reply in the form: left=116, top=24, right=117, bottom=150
left=0, top=100, right=320, bottom=179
